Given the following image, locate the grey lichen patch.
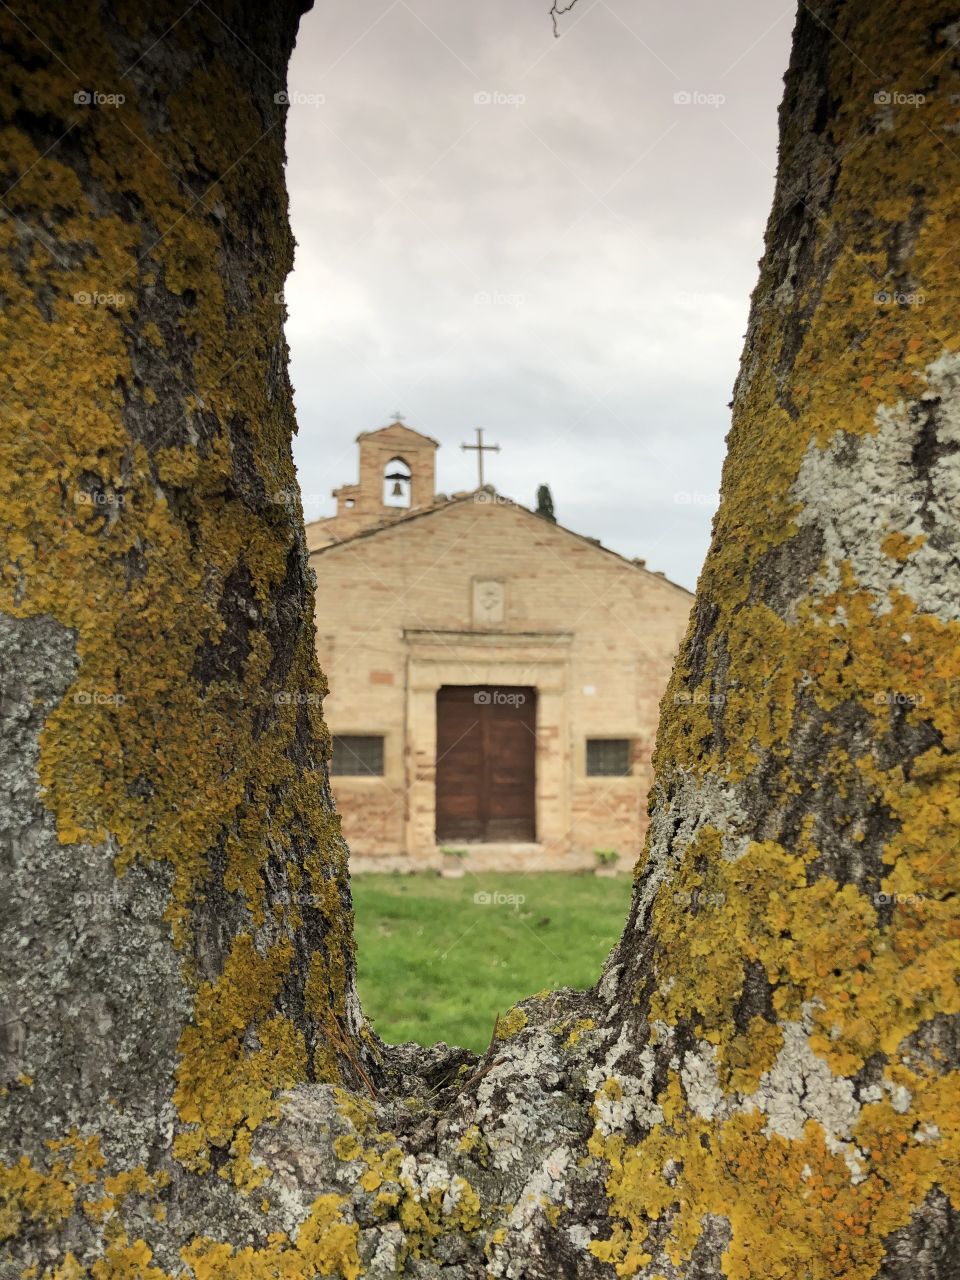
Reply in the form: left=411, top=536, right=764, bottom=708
left=248, top=1085, right=354, bottom=1233
left=0, top=612, right=190, bottom=1176
left=586, top=1028, right=664, bottom=1135
left=473, top=1025, right=569, bottom=1173
left=859, top=1078, right=913, bottom=1114
left=252, top=1003, right=616, bottom=1278
left=746, top=1015, right=864, bottom=1180
left=627, top=772, right=751, bottom=935
left=504, top=1145, right=570, bottom=1230
left=791, top=351, right=960, bottom=622
left=680, top=1042, right=728, bottom=1123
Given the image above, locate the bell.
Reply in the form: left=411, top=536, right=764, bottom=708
left=391, top=480, right=403, bottom=497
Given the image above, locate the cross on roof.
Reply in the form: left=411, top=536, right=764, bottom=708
left=461, top=427, right=500, bottom=488
left=390, top=410, right=405, bottom=423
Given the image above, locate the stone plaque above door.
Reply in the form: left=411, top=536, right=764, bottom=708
left=472, top=578, right=505, bottom=625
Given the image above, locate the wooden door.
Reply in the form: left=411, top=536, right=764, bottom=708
left=435, top=686, right=536, bottom=842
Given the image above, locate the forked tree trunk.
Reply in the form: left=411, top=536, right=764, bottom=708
left=1, top=2, right=957, bottom=1278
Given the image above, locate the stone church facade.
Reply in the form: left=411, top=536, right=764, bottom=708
left=306, top=421, right=693, bottom=871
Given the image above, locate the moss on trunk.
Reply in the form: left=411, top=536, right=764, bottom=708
left=1, top=2, right=957, bottom=1277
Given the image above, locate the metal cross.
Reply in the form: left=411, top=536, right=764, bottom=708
left=390, top=411, right=406, bottom=423
left=461, top=427, right=500, bottom=487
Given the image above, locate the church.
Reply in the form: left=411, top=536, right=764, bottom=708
left=305, top=419, right=693, bottom=871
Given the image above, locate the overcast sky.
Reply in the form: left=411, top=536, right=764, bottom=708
left=284, top=1, right=795, bottom=591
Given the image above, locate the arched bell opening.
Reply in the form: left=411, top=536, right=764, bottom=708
left=383, top=456, right=412, bottom=507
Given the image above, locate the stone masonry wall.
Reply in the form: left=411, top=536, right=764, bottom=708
left=309, top=495, right=692, bottom=870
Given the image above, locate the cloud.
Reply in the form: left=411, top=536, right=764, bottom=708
left=285, top=0, right=793, bottom=590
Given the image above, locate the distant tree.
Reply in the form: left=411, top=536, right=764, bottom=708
left=2, top=2, right=957, bottom=1277
left=536, top=483, right=557, bottom=522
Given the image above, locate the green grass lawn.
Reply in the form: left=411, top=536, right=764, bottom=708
left=351, top=872, right=633, bottom=1052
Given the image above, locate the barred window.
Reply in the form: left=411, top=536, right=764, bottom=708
left=586, top=738, right=632, bottom=777
left=331, top=735, right=385, bottom=776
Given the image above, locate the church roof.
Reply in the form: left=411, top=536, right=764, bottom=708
left=306, top=488, right=692, bottom=596
left=356, top=421, right=440, bottom=448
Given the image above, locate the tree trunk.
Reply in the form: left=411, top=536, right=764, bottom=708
left=1, top=1, right=957, bottom=1278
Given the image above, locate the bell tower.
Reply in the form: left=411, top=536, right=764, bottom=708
left=327, top=418, right=439, bottom=539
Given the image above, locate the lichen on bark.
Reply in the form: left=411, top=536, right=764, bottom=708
left=1, top=1, right=958, bottom=1278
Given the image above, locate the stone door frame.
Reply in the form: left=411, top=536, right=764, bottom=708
left=402, top=630, right=572, bottom=866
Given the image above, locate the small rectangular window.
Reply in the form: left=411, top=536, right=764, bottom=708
left=586, top=738, right=631, bottom=776
left=331, top=735, right=385, bottom=776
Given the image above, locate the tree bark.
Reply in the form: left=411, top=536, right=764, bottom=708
left=1, top=2, right=958, bottom=1278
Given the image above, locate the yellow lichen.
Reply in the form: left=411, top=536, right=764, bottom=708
left=332, top=1134, right=362, bottom=1163
left=595, top=6, right=960, bottom=1276
left=0, top=1136, right=169, bottom=1260
left=493, top=1007, right=528, bottom=1040
left=880, top=531, right=926, bottom=561
left=563, top=1018, right=595, bottom=1048
left=172, top=935, right=307, bottom=1182
left=0, top=1, right=356, bottom=1224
